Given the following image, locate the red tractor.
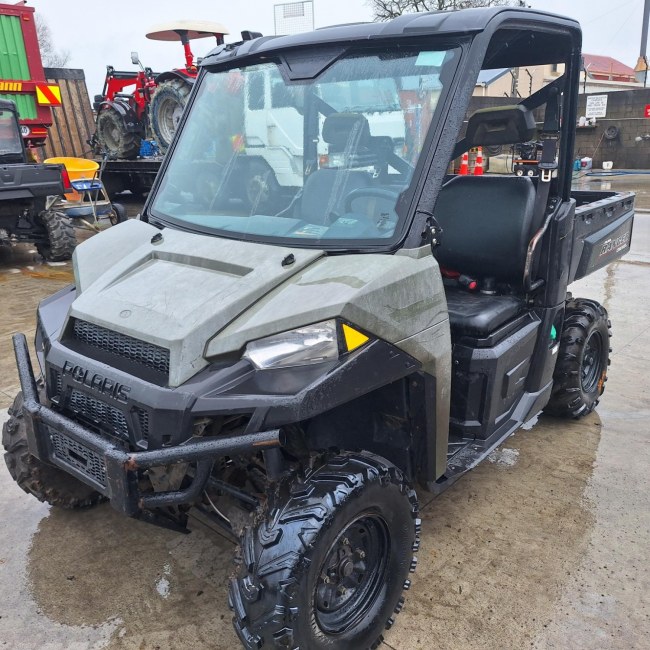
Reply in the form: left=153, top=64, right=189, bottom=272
left=93, top=20, right=228, bottom=159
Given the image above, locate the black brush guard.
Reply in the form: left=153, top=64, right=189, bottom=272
left=12, top=333, right=280, bottom=517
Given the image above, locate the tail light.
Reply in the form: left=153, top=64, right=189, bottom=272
left=61, top=169, right=73, bottom=193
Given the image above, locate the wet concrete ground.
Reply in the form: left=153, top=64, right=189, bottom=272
left=0, top=186, right=649, bottom=649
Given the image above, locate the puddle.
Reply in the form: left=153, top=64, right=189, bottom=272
left=0, top=412, right=119, bottom=649
left=19, top=266, right=74, bottom=281
left=26, top=500, right=240, bottom=648
left=385, top=412, right=602, bottom=650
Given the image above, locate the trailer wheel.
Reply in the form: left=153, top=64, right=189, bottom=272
left=96, top=108, right=141, bottom=160
left=36, top=210, right=77, bottom=261
left=230, top=452, right=419, bottom=650
left=2, top=392, right=104, bottom=509
left=150, top=79, right=191, bottom=152
left=108, top=202, right=127, bottom=226
left=545, top=298, right=611, bottom=418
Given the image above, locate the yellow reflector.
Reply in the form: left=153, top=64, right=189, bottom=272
left=342, top=323, right=369, bottom=352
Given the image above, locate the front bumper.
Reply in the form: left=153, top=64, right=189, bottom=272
left=12, top=333, right=280, bottom=517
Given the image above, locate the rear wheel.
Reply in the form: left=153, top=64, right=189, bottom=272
left=96, top=107, right=140, bottom=160
left=545, top=298, right=611, bottom=418
left=36, top=209, right=77, bottom=261
left=229, top=452, right=419, bottom=649
left=149, top=79, right=191, bottom=152
left=2, top=392, right=103, bottom=509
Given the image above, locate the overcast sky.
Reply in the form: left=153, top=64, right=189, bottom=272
left=33, top=0, right=649, bottom=98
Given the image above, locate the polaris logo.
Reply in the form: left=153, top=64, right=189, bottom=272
left=62, top=361, right=131, bottom=403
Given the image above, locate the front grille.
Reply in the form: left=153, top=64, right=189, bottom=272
left=72, top=319, right=170, bottom=375
left=50, top=429, right=107, bottom=487
left=68, top=389, right=129, bottom=439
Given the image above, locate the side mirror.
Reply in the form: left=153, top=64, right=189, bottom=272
left=131, top=51, right=140, bottom=65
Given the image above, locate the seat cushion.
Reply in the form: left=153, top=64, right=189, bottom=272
left=445, top=287, right=523, bottom=337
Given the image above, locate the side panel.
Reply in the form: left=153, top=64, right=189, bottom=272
left=0, top=13, right=37, bottom=119
left=569, top=192, right=635, bottom=283
left=0, top=4, right=53, bottom=130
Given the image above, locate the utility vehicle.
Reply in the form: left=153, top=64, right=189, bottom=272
left=0, top=99, right=76, bottom=260
left=3, top=8, right=635, bottom=649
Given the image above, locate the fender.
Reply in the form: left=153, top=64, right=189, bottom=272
left=98, top=100, right=143, bottom=133
left=154, top=70, right=196, bottom=86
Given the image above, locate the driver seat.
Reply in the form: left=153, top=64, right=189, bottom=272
left=298, top=113, right=373, bottom=225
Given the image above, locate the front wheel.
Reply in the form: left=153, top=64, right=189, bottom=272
left=229, top=452, right=419, bottom=649
left=545, top=298, right=611, bottom=418
left=2, top=392, right=103, bottom=508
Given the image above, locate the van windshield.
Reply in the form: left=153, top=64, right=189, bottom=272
left=149, top=46, right=457, bottom=248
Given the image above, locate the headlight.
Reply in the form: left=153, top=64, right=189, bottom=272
left=244, top=320, right=339, bottom=369
left=243, top=320, right=370, bottom=370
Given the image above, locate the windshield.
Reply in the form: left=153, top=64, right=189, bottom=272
left=150, top=46, right=457, bottom=248
left=0, top=109, right=23, bottom=162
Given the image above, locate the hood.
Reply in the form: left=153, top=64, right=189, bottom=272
left=70, top=220, right=324, bottom=386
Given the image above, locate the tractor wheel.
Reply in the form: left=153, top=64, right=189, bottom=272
left=36, top=210, right=77, bottom=261
left=2, top=392, right=104, bottom=509
left=95, top=107, right=141, bottom=160
left=149, top=79, right=191, bottom=152
left=108, top=202, right=127, bottom=226
left=229, top=452, right=420, bottom=650
left=545, top=298, right=611, bottom=418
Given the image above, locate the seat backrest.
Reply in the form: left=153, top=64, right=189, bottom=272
left=434, top=175, right=538, bottom=286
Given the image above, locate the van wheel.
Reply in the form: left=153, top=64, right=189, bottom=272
left=229, top=452, right=419, bottom=650
left=36, top=210, right=77, bottom=261
left=2, top=392, right=104, bottom=509
left=545, top=298, right=611, bottom=418
left=240, top=160, right=280, bottom=213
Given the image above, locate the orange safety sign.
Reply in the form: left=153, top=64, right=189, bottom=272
left=35, top=84, right=62, bottom=106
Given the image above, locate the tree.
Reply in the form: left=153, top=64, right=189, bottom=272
left=369, top=0, right=527, bottom=21
left=35, top=15, right=70, bottom=67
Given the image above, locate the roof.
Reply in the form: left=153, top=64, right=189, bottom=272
left=202, top=7, right=581, bottom=66
left=583, top=54, right=636, bottom=78
left=476, top=68, right=509, bottom=85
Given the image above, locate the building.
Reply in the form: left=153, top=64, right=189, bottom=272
left=474, top=55, right=640, bottom=98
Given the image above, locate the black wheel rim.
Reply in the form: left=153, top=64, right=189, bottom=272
left=581, top=331, right=603, bottom=393
left=314, top=514, right=390, bottom=635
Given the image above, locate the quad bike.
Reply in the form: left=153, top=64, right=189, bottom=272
left=94, top=20, right=228, bottom=158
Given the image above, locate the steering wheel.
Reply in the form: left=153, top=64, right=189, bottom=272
left=344, top=187, right=400, bottom=214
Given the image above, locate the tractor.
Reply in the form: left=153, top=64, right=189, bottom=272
left=93, top=20, right=228, bottom=159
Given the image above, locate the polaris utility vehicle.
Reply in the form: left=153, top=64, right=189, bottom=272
left=0, top=99, right=76, bottom=260
left=3, top=8, right=635, bottom=649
